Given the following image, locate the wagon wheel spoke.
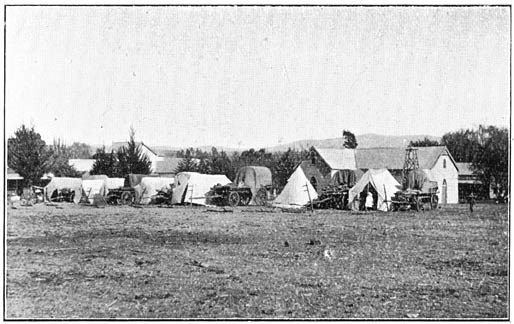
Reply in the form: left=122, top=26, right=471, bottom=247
left=228, top=192, right=241, bottom=207
left=431, top=195, right=439, bottom=210
left=120, top=192, right=134, bottom=205
left=241, top=195, right=251, bottom=206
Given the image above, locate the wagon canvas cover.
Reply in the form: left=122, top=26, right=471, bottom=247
left=44, top=177, right=83, bottom=203
left=233, top=166, right=272, bottom=205
left=135, top=177, right=174, bottom=204
left=172, top=172, right=231, bottom=205
left=105, top=177, right=125, bottom=190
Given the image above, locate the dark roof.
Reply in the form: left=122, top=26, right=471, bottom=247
left=7, top=167, right=23, bottom=180
left=312, top=146, right=457, bottom=171
left=155, top=158, right=184, bottom=174
left=355, top=148, right=405, bottom=170
left=314, top=148, right=356, bottom=169
left=356, top=146, right=456, bottom=170
left=110, top=142, right=158, bottom=157
left=456, top=162, right=474, bottom=176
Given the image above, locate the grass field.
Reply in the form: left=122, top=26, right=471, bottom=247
left=5, top=203, right=509, bottom=319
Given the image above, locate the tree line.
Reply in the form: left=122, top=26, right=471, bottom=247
left=409, top=125, right=508, bottom=194
left=8, top=124, right=508, bottom=195
left=174, top=147, right=308, bottom=190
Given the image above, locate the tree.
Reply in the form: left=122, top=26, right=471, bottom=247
left=7, top=124, right=53, bottom=186
left=442, top=125, right=508, bottom=197
left=343, top=130, right=358, bottom=149
left=175, top=148, right=199, bottom=173
left=117, top=128, right=152, bottom=175
left=47, top=139, right=82, bottom=177
left=208, top=148, right=234, bottom=177
left=472, top=125, right=508, bottom=194
left=67, top=142, right=93, bottom=159
left=409, top=137, right=440, bottom=147
left=91, top=147, right=118, bottom=177
left=272, top=148, right=307, bottom=190
left=441, top=129, right=481, bottom=162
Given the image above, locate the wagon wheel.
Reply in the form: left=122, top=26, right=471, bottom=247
left=254, top=188, right=268, bottom=206
left=412, top=196, right=421, bottom=211
left=106, top=195, right=117, bottom=205
left=228, top=192, right=241, bottom=207
left=120, top=191, right=134, bottom=205
left=430, top=195, right=439, bottom=210
left=240, top=194, right=251, bottom=206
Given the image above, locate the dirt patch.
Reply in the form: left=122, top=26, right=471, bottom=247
left=5, top=203, right=509, bottom=319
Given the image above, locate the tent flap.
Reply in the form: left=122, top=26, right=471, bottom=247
left=348, top=169, right=401, bottom=211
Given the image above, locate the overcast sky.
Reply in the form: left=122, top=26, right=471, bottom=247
left=5, top=6, right=510, bottom=149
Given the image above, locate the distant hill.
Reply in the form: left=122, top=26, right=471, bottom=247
left=150, top=145, right=241, bottom=157
left=91, top=134, right=441, bottom=156
left=266, top=134, right=441, bottom=152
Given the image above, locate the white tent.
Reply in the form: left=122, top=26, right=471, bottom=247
left=172, top=172, right=231, bottom=205
left=273, top=166, right=318, bottom=208
left=44, top=177, right=83, bottom=203
left=105, top=177, right=125, bottom=190
left=135, top=177, right=174, bottom=204
left=348, top=169, right=401, bottom=211
left=82, top=179, right=108, bottom=203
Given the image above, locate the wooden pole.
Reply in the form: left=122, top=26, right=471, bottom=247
left=383, top=184, right=388, bottom=211
left=190, top=186, right=194, bottom=208
left=305, top=182, right=313, bottom=213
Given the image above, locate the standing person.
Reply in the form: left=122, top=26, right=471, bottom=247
left=365, top=191, right=374, bottom=211
left=468, top=192, right=476, bottom=213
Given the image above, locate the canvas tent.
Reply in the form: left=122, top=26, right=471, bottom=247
left=134, top=177, right=174, bottom=204
left=273, top=166, right=318, bottom=208
left=233, top=166, right=272, bottom=205
left=171, top=172, right=231, bottom=205
left=44, top=177, right=83, bottom=203
left=348, top=169, right=401, bottom=211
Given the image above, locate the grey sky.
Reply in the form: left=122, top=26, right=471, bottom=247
left=6, top=6, right=510, bottom=149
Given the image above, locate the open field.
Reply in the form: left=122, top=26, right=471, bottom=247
left=5, top=203, right=509, bottom=319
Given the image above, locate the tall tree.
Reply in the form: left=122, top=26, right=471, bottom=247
left=441, top=129, right=481, bottom=162
left=174, top=148, right=199, bottom=173
left=47, top=139, right=82, bottom=177
left=117, top=127, right=152, bottom=175
left=67, top=142, right=93, bottom=159
left=409, top=137, right=440, bottom=147
left=272, top=148, right=307, bottom=190
left=7, top=124, right=53, bottom=186
left=472, top=125, right=508, bottom=193
left=343, top=130, right=358, bottom=149
left=90, top=147, right=118, bottom=177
